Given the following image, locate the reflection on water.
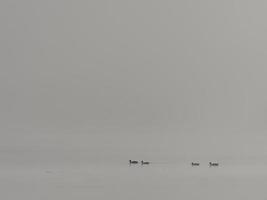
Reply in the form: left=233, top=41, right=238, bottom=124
left=0, top=162, right=267, bottom=200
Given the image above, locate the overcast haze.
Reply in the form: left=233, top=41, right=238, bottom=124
left=1, top=0, right=267, bottom=162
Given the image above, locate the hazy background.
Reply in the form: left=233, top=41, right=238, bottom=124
left=1, top=0, right=267, bottom=165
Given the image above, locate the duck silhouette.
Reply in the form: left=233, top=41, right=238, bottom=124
left=191, top=162, right=200, bottom=166
left=209, top=162, right=219, bottom=167
left=141, top=160, right=150, bottom=165
left=129, top=160, right=138, bottom=164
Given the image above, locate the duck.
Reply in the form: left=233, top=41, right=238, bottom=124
left=209, top=162, right=219, bottom=167
left=191, top=162, right=200, bottom=166
left=141, top=160, right=150, bottom=165
left=129, top=160, right=138, bottom=164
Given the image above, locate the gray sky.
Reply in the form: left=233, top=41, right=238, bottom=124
left=1, top=0, right=267, bottom=161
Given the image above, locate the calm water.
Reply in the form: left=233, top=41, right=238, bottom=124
left=1, top=162, right=267, bottom=200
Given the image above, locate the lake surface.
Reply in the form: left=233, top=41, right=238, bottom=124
left=1, top=162, right=267, bottom=200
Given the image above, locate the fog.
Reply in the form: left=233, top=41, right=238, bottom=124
left=2, top=1, right=267, bottom=199
left=1, top=2, right=267, bottom=197
left=1, top=0, right=267, bottom=161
